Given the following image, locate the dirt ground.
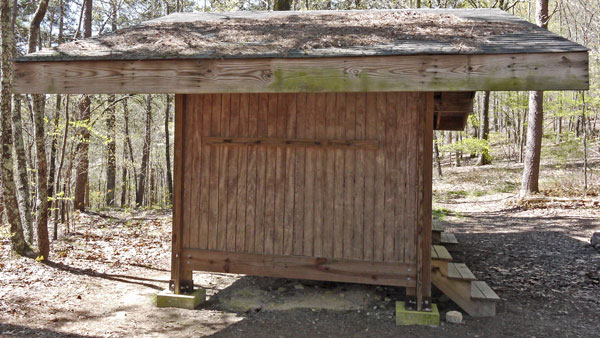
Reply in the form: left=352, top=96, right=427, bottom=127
left=1, top=163, right=599, bottom=337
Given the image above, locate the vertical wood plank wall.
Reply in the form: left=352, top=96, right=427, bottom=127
left=178, top=92, right=429, bottom=268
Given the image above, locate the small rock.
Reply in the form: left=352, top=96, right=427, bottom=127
left=446, top=311, right=463, bottom=324
left=591, top=232, right=600, bottom=246
left=384, top=297, right=391, bottom=302
left=277, top=287, right=286, bottom=292
left=294, top=284, right=304, bottom=290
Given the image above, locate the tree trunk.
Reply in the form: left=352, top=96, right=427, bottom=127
left=165, top=94, right=173, bottom=204
left=11, top=95, right=33, bottom=242
left=10, top=0, right=33, bottom=244
left=123, top=98, right=137, bottom=200
left=520, top=0, right=548, bottom=196
left=74, top=95, right=91, bottom=211
left=1, top=0, right=31, bottom=256
left=274, top=0, right=292, bottom=10
left=105, top=1, right=117, bottom=206
left=136, top=95, right=152, bottom=207
left=49, top=95, right=60, bottom=239
left=29, top=0, right=50, bottom=260
left=434, top=132, right=442, bottom=177
left=74, top=0, right=92, bottom=211
left=120, top=151, right=127, bottom=207
left=55, top=95, right=69, bottom=238
left=105, top=95, right=117, bottom=206
left=53, top=0, right=65, bottom=239
left=454, top=133, right=461, bottom=167
left=477, top=90, right=491, bottom=165
left=521, top=91, right=544, bottom=195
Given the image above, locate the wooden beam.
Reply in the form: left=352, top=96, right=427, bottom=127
left=13, top=52, right=588, bottom=94
left=171, top=94, right=193, bottom=294
left=203, top=136, right=379, bottom=149
left=181, top=249, right=417, bottom=287
left=415, top=92, right=434, bottom=311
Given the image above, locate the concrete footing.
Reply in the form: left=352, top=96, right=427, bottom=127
left=396, top=301, right=440, bottom=326
left=156, top=289, right=206, bottom=310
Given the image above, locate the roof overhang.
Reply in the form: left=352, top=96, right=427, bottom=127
left=13, top=51, right=588, bottom=94
left=12, top=9, right=589, bottom=94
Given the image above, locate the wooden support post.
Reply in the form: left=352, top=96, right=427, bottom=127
left=171, top=94, right=194, bottom=294
left=415, top=92, right=434, bottom=311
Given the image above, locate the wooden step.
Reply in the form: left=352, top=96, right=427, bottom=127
left=440, top=232, right=458, bottom=245
left=432, top=269, right=496, bottom=317
left=432, top=223, right=444, bottom=244
left=431, top=245, right=452, bottom=261
left=471, top=281, right=500, bottom=301
left=447, top=263, right=476, bottom=281
left=432, top=223, right=444, bottom=232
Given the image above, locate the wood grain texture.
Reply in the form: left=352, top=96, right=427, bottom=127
left=203, top=137, right=379, bottom=149
left=14, top=52, right=589, bottom=94
left=198, top=95, right=211, bottom=250
left=217, top=94, right=230, bottom=251
left=226, top=94, right=240, bottom=252
left=235, top=94, right=249, bottom=252
left=303, top=93, right=316, bottom=257
left=245, top=94, right=259, bottom=253
left=293, top=93, right=306, bottom=256
left=323, top=93, right=336, bottom=259
left=333, top=93, right=346, bottom=259
left=170, top=94, right=186, bottom=291
left=183, top=249, right=416, bottom=288
left=180, top=92, right=424, bottom=265
left=283, top=93, right=296, bottom=256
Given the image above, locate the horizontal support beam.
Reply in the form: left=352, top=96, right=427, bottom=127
left=204, top=136, right=380, bottom=149
left=13, top=52, right=588, bottom=94
left=182, top=249, right=417, bottom=287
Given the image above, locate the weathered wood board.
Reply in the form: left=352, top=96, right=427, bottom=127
left=13, top=52, right=588, bottom=94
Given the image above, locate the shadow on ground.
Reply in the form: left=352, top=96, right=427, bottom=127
left=0, top=323, right=96, bottom=338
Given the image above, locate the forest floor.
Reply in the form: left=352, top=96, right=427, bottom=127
left=1, top=161, right=599, bottom=337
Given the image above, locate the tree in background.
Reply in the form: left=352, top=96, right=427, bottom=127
left=520, top=0, right=549, bottom=196
left=136, top=95, right=153, bottom=207
left=274, top=0, right=292, bottom=11
left=74, top=0, right=93, bottom=211
left=477, top=91, right=491, bottom=165
left=11, top=0, right=32, bottom=242
left=105, top=0, right=118, bottom=206
left=1, top=0, right=31, bottom=256
left=29, top=0, right=50, bottom=260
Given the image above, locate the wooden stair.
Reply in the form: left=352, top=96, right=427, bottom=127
left=432, top=223, right=444, bottom=244
left=432, top=223, right=459, bottom=250
left=431, top=248, right=499, bottom=317
left=440, top=233, right=458, bottom=250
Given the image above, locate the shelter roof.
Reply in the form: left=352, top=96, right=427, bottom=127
left=16, top=8, right=587, bottom=62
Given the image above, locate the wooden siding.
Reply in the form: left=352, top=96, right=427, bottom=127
left=179, top=92, right=426, bottom=265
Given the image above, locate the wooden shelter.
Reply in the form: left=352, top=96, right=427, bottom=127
left=14, top=9, right=588, bottom=316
